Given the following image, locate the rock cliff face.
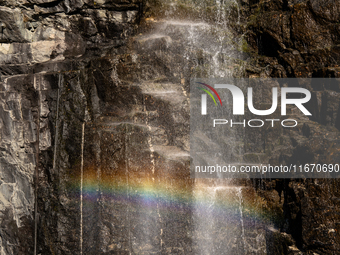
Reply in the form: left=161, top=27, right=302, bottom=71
left=0, top=0, right=339, bottom=254
left=244, top=0, right=340, bottom=254
left=0, top=0, right=144, bottom=254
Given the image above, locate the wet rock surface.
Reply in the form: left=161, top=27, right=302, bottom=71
left=0, top=0, right=339, bottom=254
left=0, top=0, right=145, bottom=254
left=244, top=0, right=340, bottom=254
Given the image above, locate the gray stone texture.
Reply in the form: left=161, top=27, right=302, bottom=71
left=0, top=0, right=339, bottom=254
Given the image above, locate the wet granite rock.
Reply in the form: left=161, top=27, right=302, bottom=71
left=309, top=0, right=340, bottom=23
left=0, top=6, right=32, bottom=43
left=0, top=0, right=340, bottom=254
left=0, top=0, right=143, bottom=254
left=244, top=0, right=340, bottom=254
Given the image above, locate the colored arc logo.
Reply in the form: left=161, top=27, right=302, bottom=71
left=196, top=82, right=223, bottom=106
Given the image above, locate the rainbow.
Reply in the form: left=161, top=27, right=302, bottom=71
left=68, top=166, right=276, bottom=225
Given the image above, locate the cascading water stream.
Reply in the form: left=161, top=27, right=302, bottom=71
left=237, top=186, right=246, bottom=252
left=132, top=0, right=248, bottom=253
left=78, top=0, right=265, bottom=253
left=193, top=181, right=251, bottom=254
left=141, top=1, right=264, bottom=254
left=80, top=122, right=85, bottom=255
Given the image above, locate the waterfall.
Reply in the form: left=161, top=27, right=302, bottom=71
left=237, top=187, right=246, bottom=251
left=52, top=74, right=61, bottom=171
left=140, top=1, right=264, bottom=254
left=78, top=0, right=264, bottom=253
left=193, top=181, right=252, bottom=255
left=80, top=122, right=85, bottom=255
left=33, top=75, right=38, bottom=255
